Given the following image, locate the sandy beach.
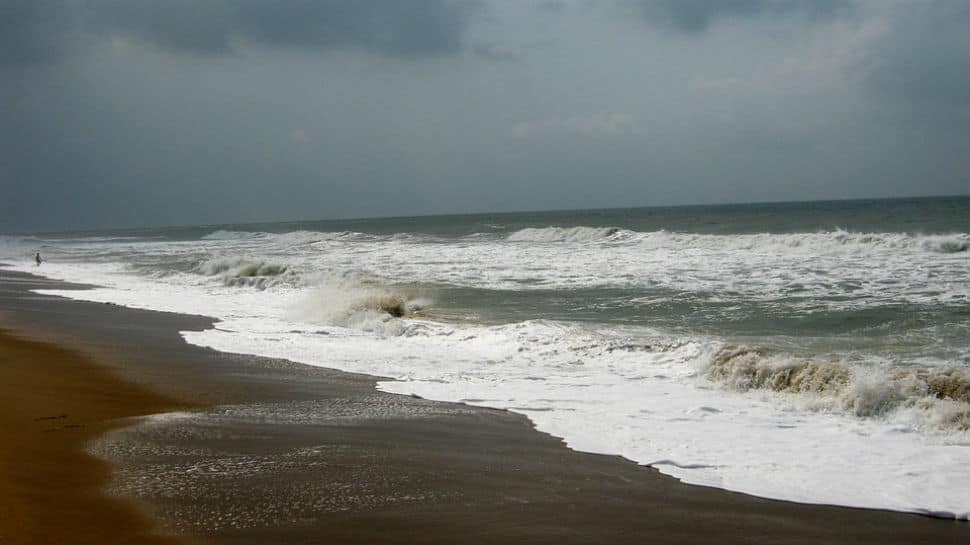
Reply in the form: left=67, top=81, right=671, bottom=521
left=1, top=268, right=966, bottom=544
left=0, top=327, right=183, bottom=543
left=4, top=0, right=967, bottom=540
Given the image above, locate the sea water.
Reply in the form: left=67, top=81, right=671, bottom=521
left=2, top=196, right=968, bottom=517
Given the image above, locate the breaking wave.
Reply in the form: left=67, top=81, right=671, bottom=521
left=706, top=345, right=970, bottom=431
left=201, top=230, right=268, bottom=241
left=194, top=258, right=294, bottom=288
left=290, top=280, right=431, bottom=335
left=825, top=231, right=969, bottom=254
left=0, top=235, right=43, bottom=260
left=203, top=229, right=382, bottom=245
left=198, top=227, right=968, bottom=255
left=707, top=346, right=850, bottom=395
left=507, top=226, right=633, bottom=243
left=631, top=230, right=970, bottom=254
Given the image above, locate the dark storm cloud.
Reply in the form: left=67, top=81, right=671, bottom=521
left=87, top=0, right=237, bottom=54
left=0, top=0, right=476, bottom=65
left=633, top=0, right=968, bottom=119
left=0, top=0, right=79, bottom=66
left=859, top=0, right=970, bottom=111
left=638, top=0, right=850, bottom=33
left=0, top=0, right=967, bottom=233
left=91, top=0, right=476, bottom=57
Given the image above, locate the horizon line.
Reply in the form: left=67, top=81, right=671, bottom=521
left=11, top=191, right=970, bottom=237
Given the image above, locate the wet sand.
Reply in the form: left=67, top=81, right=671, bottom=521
left=0, top=331, right=186, bottom=544
left=1, top=268, right=966, bottom=544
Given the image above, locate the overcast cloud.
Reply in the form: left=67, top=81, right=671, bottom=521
left=1, top=0, right=967, bottom=232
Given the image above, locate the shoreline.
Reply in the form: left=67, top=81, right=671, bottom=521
left=1, top=268, right=967, bottom=544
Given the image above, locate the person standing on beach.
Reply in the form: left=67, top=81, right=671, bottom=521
left=35, top=252, right=42, bottom=266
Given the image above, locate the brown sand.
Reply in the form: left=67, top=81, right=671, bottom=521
left=1, top=269, right=967, bottom=544
left=0, top=330, right=187, bottom=544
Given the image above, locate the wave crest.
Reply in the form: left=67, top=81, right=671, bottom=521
left=705, top=345, right=970, bottom=430
left=507, top=226, right=632, bottom=243
left=201, top=230, right=268, bottom=241
left=290, top=280, right=431, bottom=335
left=633, top=230, right=970, bottom=254
left=0, top=235, right=44, bottom=260
left=921, top=236, right=969, bottom=254
left=829, top=231, right=969, bottom=254
left=707, top=346, right=850, bottom=394
left=195, top=258, right=293, bottom=288
left=500, top=227, right=968, bottom=253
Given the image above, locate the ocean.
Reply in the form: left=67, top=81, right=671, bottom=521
left=2, top=195, right=968, bottom=517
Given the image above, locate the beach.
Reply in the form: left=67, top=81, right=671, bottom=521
left=4, top=0, right=967, bottom=539
left=0, top=330, right=181, bottom=545
left=2, top=268, right=966, bottom=544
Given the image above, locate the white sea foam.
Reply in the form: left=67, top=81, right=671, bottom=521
left=154, top=227, right=970, bottom=311
left=27, top=227, right=966, bottom=306
left=290, top=281, right=431, bottom=335
left=178, top=315, right=970, bottom=518
left=2, top=224, right=969, bottom=518
left=0, top=234, right=42, bottom=260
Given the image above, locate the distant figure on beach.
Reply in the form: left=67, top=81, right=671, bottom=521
left=35, top=252, right=42, bottom=266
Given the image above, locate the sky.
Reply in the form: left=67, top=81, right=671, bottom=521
left=1, top=0, right=968, bottom=232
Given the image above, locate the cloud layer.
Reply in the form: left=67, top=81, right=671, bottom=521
left=1, top=0, right=966, bottom=232
left=639, top=0, right=850, bottom=33
left=1, top=0, right=476, bottom=66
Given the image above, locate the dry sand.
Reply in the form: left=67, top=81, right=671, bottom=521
left=0, top=330, right=185, bottom=544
